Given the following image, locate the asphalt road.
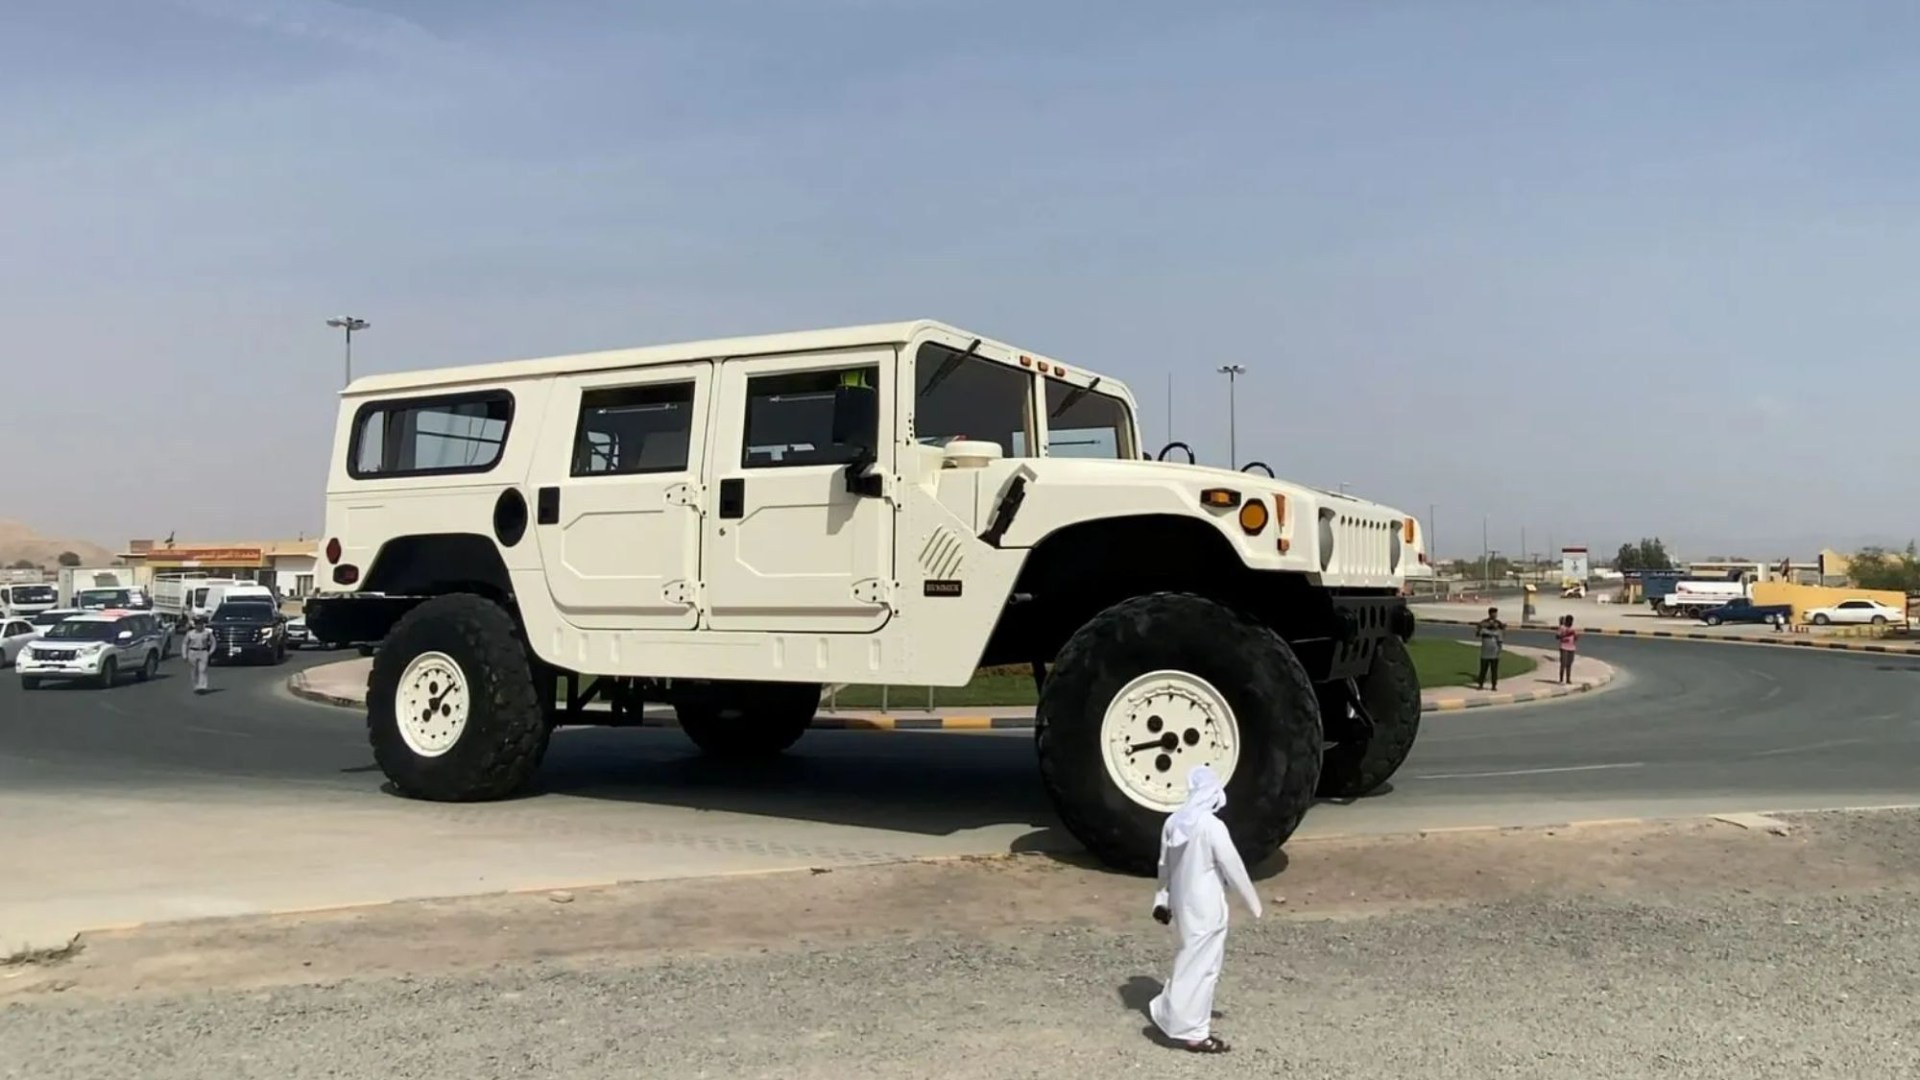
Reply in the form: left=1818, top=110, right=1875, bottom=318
left=4, top=634, right=1918, bottom=944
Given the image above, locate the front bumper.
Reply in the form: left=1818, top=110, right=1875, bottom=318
left=18, top=653, right=106, bottom=679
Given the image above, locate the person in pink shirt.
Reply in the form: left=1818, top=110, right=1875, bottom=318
left=1554, top=615, right=1579, bottom=684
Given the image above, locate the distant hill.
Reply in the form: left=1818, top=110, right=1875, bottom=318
left=0, top=520, right=117, bottom=570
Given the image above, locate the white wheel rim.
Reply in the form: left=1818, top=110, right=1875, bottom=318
left=395, top=651, right=470, bottom=758
left=1099, top=669, right=1241, bottom=811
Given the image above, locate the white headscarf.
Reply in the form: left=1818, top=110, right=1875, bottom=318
left=1163, top=765, right=1227, bottom=847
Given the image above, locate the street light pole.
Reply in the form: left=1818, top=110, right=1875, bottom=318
left=326, top=316, right=370, bottom=386
left=1216, top=364, right=1246, bottom=468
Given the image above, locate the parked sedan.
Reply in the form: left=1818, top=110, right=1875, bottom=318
left=1805, top=599, right=1907, bottom=626
left=2, top=618, right=39, bottom=665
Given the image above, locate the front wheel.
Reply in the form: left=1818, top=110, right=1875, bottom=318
left=368, top=594, right=549, bottom=802
left=1317, top=635, right=1423, bottom=799
left=1036, top=593, right=1323, bottom=875
left=1872, top=615, right=1888, bottom=626
left=675, top=683, right=819, bottom=757
left=1813, top=613, right=1831, bottom=626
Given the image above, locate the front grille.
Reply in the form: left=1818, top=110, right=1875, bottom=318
left=1327, top=513, right=1399, bottom=578
left=212, top=626, right=269, bottom=648
left=34, top=649, right=76, bottom=662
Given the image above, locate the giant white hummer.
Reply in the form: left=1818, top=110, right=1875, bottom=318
left=305, top=321, right=1428, bottom=873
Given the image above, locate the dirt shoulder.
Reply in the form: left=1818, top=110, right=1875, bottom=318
left=8, top=808, right=1914, bottom=1002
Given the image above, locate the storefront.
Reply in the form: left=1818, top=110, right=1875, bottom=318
left=118, top=539, right=320, bottom=598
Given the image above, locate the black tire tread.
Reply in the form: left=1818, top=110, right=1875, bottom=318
left=1036, top=592, right=1323, bottom=875
left=675, top=684, right=819, bottom=757
left=1315, top=634, right=1422, bottom=799
left=367, top=594, right=548, bottom=802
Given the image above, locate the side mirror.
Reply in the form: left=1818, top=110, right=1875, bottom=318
left=830, top=385, right=877, bottom=449
left=117, top=630, right=133, bottom=641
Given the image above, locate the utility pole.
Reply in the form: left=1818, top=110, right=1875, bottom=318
left=1482, top=514, right=1490, bottom=584
left=326, top=316, right=370, bottom=386
left=1216, top=364, right=1246, bottom=468
left=1429, top=503, right=1437, bottom=562
left=1521, top=527, right=1528, bottom=581
left=1166, top=372, right=1173, bottom=451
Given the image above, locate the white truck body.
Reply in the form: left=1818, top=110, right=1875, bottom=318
left=305, top=319, right=1430, bottom=874
left=152, top=576, right=250, bottom=621
left=57, top=567, right=137, bottom=608
left=0, top=582, right=60, bottom=618
left=1657, top=579, right=1749, bottom=616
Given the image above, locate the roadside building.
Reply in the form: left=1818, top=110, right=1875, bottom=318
left=117, top=538, right=320, bottom=598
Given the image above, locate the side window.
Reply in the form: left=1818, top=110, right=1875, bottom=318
left=1043, top=381, right=1135, bottom=460
left=742, top=367, right=878, bottom=468
left=350, top=392, right=514, bottom=478
left=572, top=383, right=696, bottom=476
left=913, top=343, right=1034, bottom=454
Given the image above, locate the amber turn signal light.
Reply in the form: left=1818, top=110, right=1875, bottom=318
left=1199, top=488, right=1242, bottom=509
left=1238, top=499, right=1269, bottom=535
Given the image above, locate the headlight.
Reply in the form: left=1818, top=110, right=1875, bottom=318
left=259, top=627, right=276, bottom=639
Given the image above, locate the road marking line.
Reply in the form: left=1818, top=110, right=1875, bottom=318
left=1749, top=737, right=1867, bottom=758
left=1412, top=762, right=1645, bottom=781
left=184, top=726, right=253, bottom=739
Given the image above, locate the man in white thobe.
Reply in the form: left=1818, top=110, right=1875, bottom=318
left=1149, top=765, right=1263, bottom=1053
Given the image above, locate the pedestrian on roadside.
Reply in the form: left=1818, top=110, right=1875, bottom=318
left=1770, top=611, right=1786, bottom=634
left=183, top=616, right=215, bottom=694
left=1555, top=614, right=1579, bottom=684
left=1475, top=605, right=1506, bottom=691
left=1149, top=765, right=1262, bottom=1055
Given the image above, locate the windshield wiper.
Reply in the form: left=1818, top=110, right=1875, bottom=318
left=1049, top=376, right=1101, bottom=419
left=920, top=338, right=981, bottom=398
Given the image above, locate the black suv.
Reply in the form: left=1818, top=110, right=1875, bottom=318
left=208, top=598, right=288, bottom=665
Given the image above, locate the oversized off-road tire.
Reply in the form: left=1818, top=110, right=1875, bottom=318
left=675, top=682, right=819, bottom=757
left=1036, top=592, right=1323, bottom=875
left=1315, top=635, right=1422, bottom=799
left=368, top=594, right=548, bottom=802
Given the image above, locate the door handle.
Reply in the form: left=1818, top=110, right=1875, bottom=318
left=537, top=486, right=560, bottom=525
left=718, top=478, right=744, bottom=519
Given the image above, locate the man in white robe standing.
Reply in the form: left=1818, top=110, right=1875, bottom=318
left=1149, top=765, right=1263, bottom=1053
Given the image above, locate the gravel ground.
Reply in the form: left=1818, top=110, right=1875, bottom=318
left=6, top=812, right=1920, bottom=1079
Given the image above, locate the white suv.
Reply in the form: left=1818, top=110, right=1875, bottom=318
left=18, top=611, right=166, bottom=689
left=305, top=320, right=1429, bottom=873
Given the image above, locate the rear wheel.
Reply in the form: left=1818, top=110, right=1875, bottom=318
left=1036, top=592, right=1323, bottom=875
left=675, top=683, right=820, bottom=757
left=1705, top=613, right=1723, bottom=626
left=137, top=652, right=159, bottom=682
left=368, top=594, right=548, bottom=802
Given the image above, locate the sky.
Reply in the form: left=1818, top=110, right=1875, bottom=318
left=3, top=0, right=1917, bottom=560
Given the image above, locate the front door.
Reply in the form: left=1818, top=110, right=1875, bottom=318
left=702, top=349, right=894, bottom=634
left=533, top=362, right=710, bottom=631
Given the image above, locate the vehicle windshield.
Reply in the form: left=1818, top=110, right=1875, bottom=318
left=191, top=587, right=210, bottom=607
left=214, top=601, right=275, bottom=622
left=1043, top=381, right=1135, bottom=459
left=8, top=586, right=55, bottom=604
left=912, top=343, right=1035, bottom=454
left=42, top=620, right=121, bottom=642
left=77, top=588, right=133, bottom=609
left=30, top=611, right=77, bottom=628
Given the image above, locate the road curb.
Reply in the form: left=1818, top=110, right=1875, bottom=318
left=1419, top=616, right=1920, bottom=655
left=286, top=651, right=1618, bottom=724
left=285, top=667, right=365, bottom=710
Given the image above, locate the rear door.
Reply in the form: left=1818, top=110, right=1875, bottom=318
left=532, top=362, right=711, bottom=631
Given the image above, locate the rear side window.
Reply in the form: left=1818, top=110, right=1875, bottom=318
left=572, top=383, right=696, bottom=476
left=350, top=392, right=515, bottom=478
